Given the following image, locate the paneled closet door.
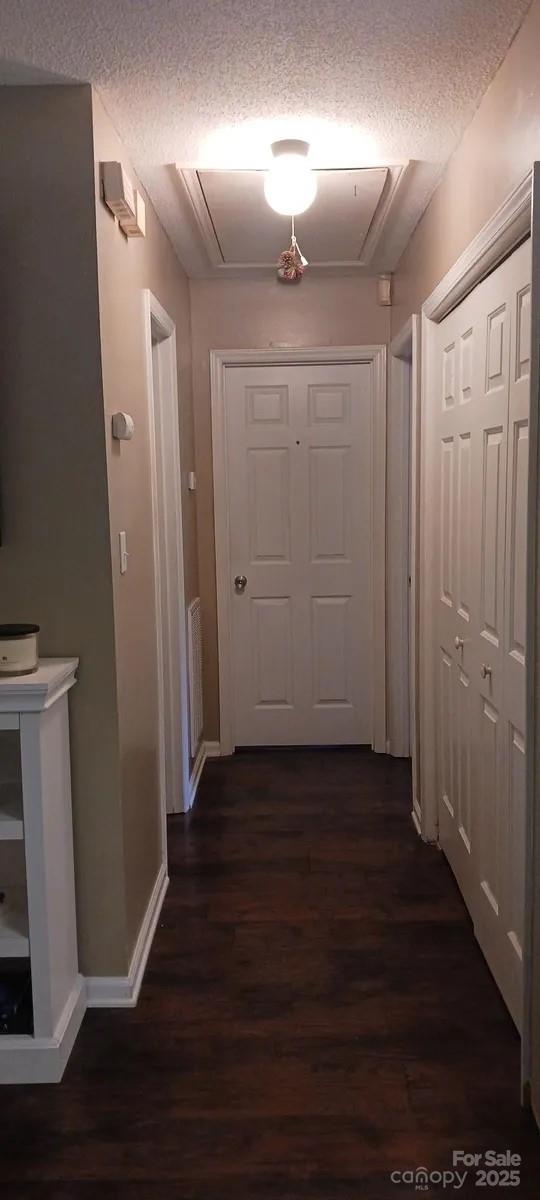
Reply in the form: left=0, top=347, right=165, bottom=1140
left=434, top=238, right=531, bottom=1029
left=469, top=264, right=514, bottom=1011
left=435, top=290, right=481, bottom=918
left=474, top=238, right=531, bottom=1028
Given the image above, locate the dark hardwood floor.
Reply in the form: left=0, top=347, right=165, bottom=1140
left=2, top=748, right=540, bottom=1198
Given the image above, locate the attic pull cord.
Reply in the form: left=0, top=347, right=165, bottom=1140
left=291, top=216, right=308, bottom=267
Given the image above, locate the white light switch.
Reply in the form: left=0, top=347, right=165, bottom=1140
left=119, top=531, right=129, bottom=575
left=188, top=471, right=197, bottom=492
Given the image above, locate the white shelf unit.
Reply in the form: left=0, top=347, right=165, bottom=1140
left=0, top=659, right=86, bottom=1083
left=0, top=886, right=29, bottom=956
left=0, top=780, right=24, bottom=840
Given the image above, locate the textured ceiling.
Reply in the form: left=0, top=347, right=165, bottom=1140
left=0, top=0, right=532, bottom=275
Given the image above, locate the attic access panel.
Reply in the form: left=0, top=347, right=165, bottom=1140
left=196, top=167, right=389, bottom=265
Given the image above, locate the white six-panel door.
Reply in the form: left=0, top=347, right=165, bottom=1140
left=433, top=238, right=531, bottom=1027
left=225, top=362, right=374, bottom=746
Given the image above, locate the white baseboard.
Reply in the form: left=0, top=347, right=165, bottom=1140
left=188, top=738, right=207, bottom=807
left=86, top=863, right=168, bottom=1009
left=86, top=742, right=222, bottom=1010
left=0, top=974, right=86, bottom=1084
left=411, top=807, right=422, bottom=837
left=187, top=739, right=222, bottom=808
left=386, top=737, right=412, bottom=758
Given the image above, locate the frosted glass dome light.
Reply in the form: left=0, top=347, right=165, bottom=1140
left=264, top=140, right=317, bottom=216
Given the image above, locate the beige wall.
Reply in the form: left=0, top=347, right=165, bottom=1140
left=0, top=86, right=126, bottom=975
left=392, top=0, right=540, bottom=335
left=0, top=85, right=199, bottom=977
left=92, top=93, right=199, bottom=954
left=189, top=274, right=390, bottom=740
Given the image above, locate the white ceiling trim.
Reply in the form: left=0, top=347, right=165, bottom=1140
left=423, top=170, right=532, bottom=322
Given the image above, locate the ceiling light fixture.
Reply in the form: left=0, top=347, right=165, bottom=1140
left=264, top=140, right=317, bottom=216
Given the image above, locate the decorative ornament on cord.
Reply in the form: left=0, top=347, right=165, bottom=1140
left=277, top=216, right=309, bottom=284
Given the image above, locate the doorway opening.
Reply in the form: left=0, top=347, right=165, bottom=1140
left=143, top=291, right=190, bottom=855
left=389, top=316, right=421, bottom=820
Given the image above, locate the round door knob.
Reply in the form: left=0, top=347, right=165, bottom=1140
left=234, top=574, right=248, bottom=593
left=480, top=663, right=492, bottom=679
left=454, top=636, right=464, bottom=650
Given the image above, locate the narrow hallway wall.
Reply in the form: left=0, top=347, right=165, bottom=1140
left=391, top=0, right=540, bottom=335
left=92, top=93, right=200, bottom=955
left=0, top=85, right=126, bottom=975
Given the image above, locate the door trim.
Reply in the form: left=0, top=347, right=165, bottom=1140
left=389, top=317, right=421, bottom=814
left=423, top=170, right=532, bottom=323
left=387, top=320, right=412, bottom=759
left=210, top=345, right=387, bottom=756
left=143, top=291, right=190, bottom=831
left=524, top=163, right=540, bottom=1115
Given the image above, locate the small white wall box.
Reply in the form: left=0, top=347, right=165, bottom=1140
left=377, top=274, right=392, bottom=306
left=121, top=190, right=146, bottom=239
left=101, top=162, right=145, bottom=238
left=112, top=412, right=135, bottom=441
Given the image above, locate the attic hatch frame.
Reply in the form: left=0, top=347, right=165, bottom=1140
left=177, top=162, right=409, bottom=272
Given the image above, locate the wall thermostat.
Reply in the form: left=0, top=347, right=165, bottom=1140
left=112, top=412, right=135, bottom=441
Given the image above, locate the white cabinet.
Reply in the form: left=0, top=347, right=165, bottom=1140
left=0, top=659, right=85, bottom=1083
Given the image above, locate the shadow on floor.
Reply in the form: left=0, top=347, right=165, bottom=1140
left=2, top=749, right=540, bottom=1198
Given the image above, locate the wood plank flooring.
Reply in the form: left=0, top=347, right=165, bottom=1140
left=2, top=748, right=540, bottom=1198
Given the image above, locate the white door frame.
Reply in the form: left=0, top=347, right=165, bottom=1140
left=143, top=290, right=190, bottom=842
left=526, top=162, right=540, bottom=1116
left=210, top=345, right=387, bottom=756
left=389, top=316, right=421, bottom=823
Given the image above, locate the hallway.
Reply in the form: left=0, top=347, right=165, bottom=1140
left=3, top=749, right=540, bottom=1196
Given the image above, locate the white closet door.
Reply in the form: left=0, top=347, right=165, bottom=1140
left=475, top=240, right=531, bottom=1025
left=435, top=295, right=472, bottom=906
left=471, top=260, right=517, bottom=1020
left=433, top=269, right=505, bottom=916
left=433, top=238, right=531, bottom=1028
left=225, top=362, right=374, bottom=746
